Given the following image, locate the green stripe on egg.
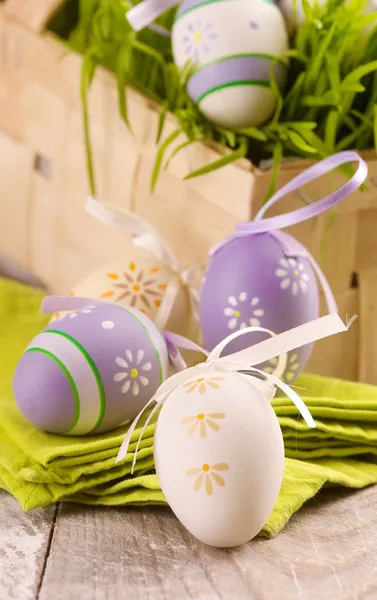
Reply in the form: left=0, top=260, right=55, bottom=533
left=26, top=330, right=106, bottom=435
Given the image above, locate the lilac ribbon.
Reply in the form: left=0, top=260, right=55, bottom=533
left=209, top=151, right=367, bottom=315
left=126, top=0, right=173, bottom=35
left=163, top=331, right=209, bottom=370
left=241, top=151, right=368, bottom=234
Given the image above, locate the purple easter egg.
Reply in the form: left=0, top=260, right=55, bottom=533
left=13, top=303, right=169, bottom=435
left=200, top=231, right=320, bottom=382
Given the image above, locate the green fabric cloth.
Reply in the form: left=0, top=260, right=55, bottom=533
left=1, top=277, right=377, bottom=538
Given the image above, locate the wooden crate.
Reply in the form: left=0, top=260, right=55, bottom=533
left=0, top=0, right=376, bottom=384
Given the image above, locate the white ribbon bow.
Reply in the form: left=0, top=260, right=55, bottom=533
left=86, top=196, right=201, bottom=328
left=116, top=313, right=356, bottom=472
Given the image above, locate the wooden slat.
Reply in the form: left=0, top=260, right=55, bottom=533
left=0, top=131, right=33, bottom=268
left=1, top=0, right=62, bottom=34
left=359, top=269, right=377, bottom=385
left=37, top=487, right=377, bottom=599
left=0, top=491, right=56, bottom=600
left=356, top=209, right=377, bottom=272
left=133, top=157, right=239, bottom=266
left=307, top=288, right=359, bottom=381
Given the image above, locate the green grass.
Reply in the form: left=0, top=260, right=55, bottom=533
left=48, top=0, right=377, bottom=198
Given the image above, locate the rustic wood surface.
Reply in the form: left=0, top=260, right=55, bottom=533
left=1, top=485, right=377, bottom=600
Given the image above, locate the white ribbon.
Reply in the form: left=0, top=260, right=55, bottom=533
left=116, top=313, right=356, bottom=471
left=85, top=196, right=201, bottom=328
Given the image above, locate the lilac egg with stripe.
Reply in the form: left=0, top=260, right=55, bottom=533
left=199, top=231, right=320, bottom=383
left=13, top=303, right=169, bottom=435
left=172, top=0, right=288, bottom=127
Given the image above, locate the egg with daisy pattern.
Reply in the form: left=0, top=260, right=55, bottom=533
left=199, top=230, right=320, bottom=383
left=172, top=0, right=289, bottom=128
left=13, top=301, right=169, bottom=435
left=154, top=368, right=284, bottom=547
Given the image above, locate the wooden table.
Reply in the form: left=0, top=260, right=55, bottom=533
left=1, top=486, right=377, bottom=600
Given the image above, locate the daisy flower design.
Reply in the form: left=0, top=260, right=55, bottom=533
left=183, top=376, right=224, bottom=395
left=99, top=262, right=167, bottom=311
left=224, top=293, right=264, bottom=330
left=114, top=349, right=152, bottom=396
left=263, top=352, right=300, bottom=382
left=187, top=463, right=229, bottom=496
left=275, top=258, right=309, bottom=296
left=181, top=412, right=225, bottom=437
left=263, top=356, right=279, bottom=375
left=55, top=304, right=96, bottom=321
left=285, top=353, right=300, bottom=382
left=182, top=20, right=217, bottom=61
left=67, top=305, right=96, bottom=319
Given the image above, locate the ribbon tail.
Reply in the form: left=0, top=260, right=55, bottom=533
left=250, top=367, right=315, bottom=428
left=223, top=314, right=353, bottom=368
left=163, top=331, right=208, bottom=372
left=130, top=397, right=167, bottom=474
left=155, top=278, right=181, bottom=331
left=116, top=397, right=157, bottom=464
left=163, top=331, right=209, bottom=357
left=189, top=288, right=200, bottom=322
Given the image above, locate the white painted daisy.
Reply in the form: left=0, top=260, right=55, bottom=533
left=275, top=258, right=309, bottom=296
left=285, top=353, right=300, bottom=382
left=57, top=306, right=96, bottom=320
left=114, top=349, right=152, bottom=396
left=224, top=293, right=264, bottom=330
left=263, top=352, right=300, bottom=382
left=263, top=356, right=279, bottom=375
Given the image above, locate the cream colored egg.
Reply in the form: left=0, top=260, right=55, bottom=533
left=50, top=249, right=194, bottom=338
left=172, top=0, right=288, bottom=128
left=154, top=369, right=284, bottom=548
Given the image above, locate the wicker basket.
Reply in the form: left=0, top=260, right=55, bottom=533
left=0, top=0, right=376, bottom=383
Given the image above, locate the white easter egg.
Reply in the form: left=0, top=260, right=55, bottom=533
left=172, top=0, right=288, bottom=128
left=154, top=369, right=285, bottom=547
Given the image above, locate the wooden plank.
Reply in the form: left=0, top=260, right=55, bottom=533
left=0, top=491, right=56, bottom=600
left=145, top=106, right=255, bottom=221
left=1, top=0, right=62, bottom=34
left=307, top=288, right=359, bottom=381
left=37, top=486, right=377, bottom=600
left=356, top=209, right=377, bottom=272
left=0, top=130, right=33, bottom=268
left=359, top=269, right=377, bottom=385
left=133, top=157, right=239, bottom=266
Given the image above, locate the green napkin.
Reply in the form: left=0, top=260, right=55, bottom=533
left=1, top=277, right=377, bottom=538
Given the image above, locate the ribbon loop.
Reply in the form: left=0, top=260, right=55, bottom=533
left=251, top=151, right=368, bottom=231
left=86, top=196, right=201, bottom=325
left=209, top=325, right=287, bottom=379
left=86, top=196, right=178, bottom=267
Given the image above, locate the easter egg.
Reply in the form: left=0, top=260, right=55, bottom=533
left=50, top=252, right=192, bottom=337
left=13, top=302, right=169, bottom=435
left=154, top=369, right=284, bottom=547
left=199, top=231, right=320, bottom=383
left=172, top=0, right=289, bottom=128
